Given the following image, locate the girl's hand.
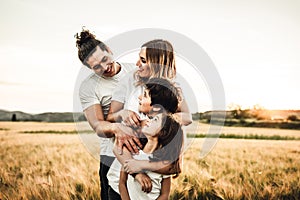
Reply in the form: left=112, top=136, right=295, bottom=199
left=134, top=173, right=152, bottom=193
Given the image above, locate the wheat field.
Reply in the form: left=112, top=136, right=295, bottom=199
left=1, top=121, right=300, bottom=200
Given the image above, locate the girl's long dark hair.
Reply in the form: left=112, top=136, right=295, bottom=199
left=150, top=114, right=183, bottom=178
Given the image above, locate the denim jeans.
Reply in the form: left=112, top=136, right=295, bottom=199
left=99, top=155, right=115, bottom=200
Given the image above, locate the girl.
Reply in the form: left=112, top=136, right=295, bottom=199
left=119, top=113, right=183, bottom=200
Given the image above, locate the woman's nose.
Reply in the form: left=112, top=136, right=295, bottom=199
left=136, top=59, right=141, bottom=67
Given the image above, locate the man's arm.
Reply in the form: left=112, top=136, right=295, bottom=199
left=84, top=104, right=128, bottom=137
left=106, top=101, right=124, bottom=122
left=84, top=104, right=142, bottom=153
left=107, top=100, right=141, bottom=127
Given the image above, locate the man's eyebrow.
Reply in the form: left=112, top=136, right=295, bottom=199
left=101, top=56, right=107, bottom=62
left=92, top=64, right=101, bottom=69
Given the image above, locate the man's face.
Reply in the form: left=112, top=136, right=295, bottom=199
left=138, top=88, right=152, bottom=114
left=86, top=46, right=116, bottom=77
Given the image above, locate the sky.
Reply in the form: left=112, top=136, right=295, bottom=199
left=0, top=0, right=299, bottom=114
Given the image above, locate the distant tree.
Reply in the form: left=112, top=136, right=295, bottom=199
left=287, top=115, right=298, bottom=121
left=11, top=113, right=17, bottom=121
left=251, top=104, right=270, bottom=120
left=78, top=114, right=87, bottom=121
left=227, top=103, right=243, bottom=119
left=253, top=104, right=265, bottom=110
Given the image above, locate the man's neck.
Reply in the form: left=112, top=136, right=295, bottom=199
left=115, top=62, right=121, bottom=75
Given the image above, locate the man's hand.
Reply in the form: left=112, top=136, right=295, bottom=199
left=134, top=173, right=152, bottom=193
left=123, top=159, right=146, bottom=174
left=120, top=109, right=141, bottom=128
left=114, top=123, right=142, bottom=155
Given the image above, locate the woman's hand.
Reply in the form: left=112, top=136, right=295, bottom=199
left=123, top=159, right=146, bottom=174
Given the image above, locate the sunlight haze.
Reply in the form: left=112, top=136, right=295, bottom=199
left=0, top=0, right=299, bottom=113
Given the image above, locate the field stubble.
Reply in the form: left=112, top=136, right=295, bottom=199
left=1, top=122, right=300, bottom=200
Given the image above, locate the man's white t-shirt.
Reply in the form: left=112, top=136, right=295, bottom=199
left=111, top=69, right=147, bottom=120
left=79, top=63, right=135, bottom=156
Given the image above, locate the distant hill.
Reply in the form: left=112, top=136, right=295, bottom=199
left=0, top=109, right=86, bottom=122
left=192, top=109, right=300, bottom=130
left=192, top=109, right=300, bottom=120
left=1, top=109, right=300, bottom=127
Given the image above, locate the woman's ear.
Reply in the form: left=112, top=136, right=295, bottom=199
left=152, top=106, right=161, bottom=112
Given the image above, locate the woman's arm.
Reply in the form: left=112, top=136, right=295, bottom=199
left=123, top=159, right=178, bottom=175
left=119, top=169, right=130, bottom=200
left=157, top=177, right=171, bottom=200
left=174, top=99, right=192, bottom=126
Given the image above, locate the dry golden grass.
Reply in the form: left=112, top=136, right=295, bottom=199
left=185, top=121, right=300, bottom=138
left=173, top=139, right=300, bottom=199
left=1, top=122, right=300, bottom=199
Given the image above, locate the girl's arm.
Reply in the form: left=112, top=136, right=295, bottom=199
left=157, top=177, right=171, bottom=200
left=119, top=168, right=130, bottom=200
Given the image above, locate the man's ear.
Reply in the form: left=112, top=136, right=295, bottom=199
left=107, top=47, right=113, bottom=55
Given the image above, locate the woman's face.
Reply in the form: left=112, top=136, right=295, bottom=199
left=142, top=113, right=163, bottom=137
left=136, top=47, right=151, bottom=78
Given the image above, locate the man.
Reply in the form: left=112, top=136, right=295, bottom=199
left=75, top=28, right=142, bottom=200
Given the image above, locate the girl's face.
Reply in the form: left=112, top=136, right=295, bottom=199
left=138, top=88, right=152, bottom=114
left=136, top=47, right=151, bottom=78
left=142, top=113, right=163, bottom=137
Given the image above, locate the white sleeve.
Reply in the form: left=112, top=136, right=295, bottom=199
left=79, top=78, right=100, bottom=111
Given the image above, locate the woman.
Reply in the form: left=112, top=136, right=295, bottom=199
left=107, top=39, right=191, bottom=127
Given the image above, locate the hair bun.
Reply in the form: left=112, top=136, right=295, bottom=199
left=75, top=29, right=96, bottom=48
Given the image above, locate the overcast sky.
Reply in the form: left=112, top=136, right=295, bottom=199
left=1, top=0, right=299, bottom=113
